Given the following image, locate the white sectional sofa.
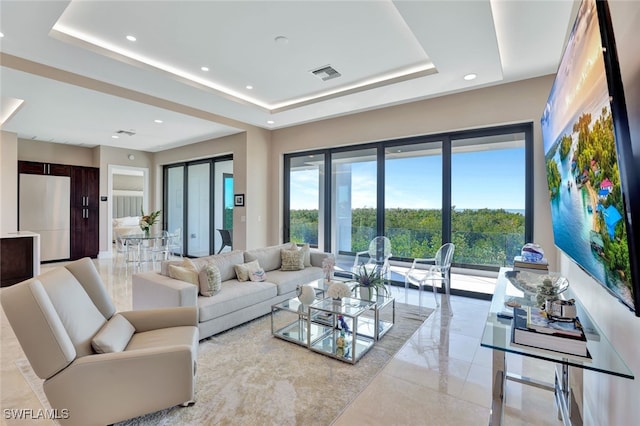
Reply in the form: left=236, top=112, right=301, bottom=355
left=132, top=243, right=330, bottom=339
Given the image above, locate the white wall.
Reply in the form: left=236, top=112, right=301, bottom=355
left=0, top=131, right=18, bottom=234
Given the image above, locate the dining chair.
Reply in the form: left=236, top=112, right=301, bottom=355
left=166, top=228, right=183, bottom=259
left=113, top=234, right=131, bottom=268
left=148, top=230, right=170, bottom=264
left=405, top=243, right=455, bottom=315
left=216, top=229, right=233, bottom=254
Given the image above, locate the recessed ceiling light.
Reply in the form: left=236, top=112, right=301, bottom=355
left=154, top=119, right=163, bottom=123
left=246, top=85, right=253, bottom=90
left=0, top=32, right=4, bottom=38
left=126, top=35, right=136, bottom=42
left=267, top=120, right=275, bottom=125
left=112, top=135, right=120, bottom=139
left=463, top=73, right=477, bottom=81
left=201, top=66, right=209, bottom=72
left=274, top=36, right=289, bottom=45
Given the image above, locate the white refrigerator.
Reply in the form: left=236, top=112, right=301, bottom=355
left=19, top=174, right=71, bottom=261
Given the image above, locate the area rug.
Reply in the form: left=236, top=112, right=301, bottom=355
left=17, top=303, right=431, bottom=426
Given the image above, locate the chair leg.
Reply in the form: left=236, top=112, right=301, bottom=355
left=444, top=278, right=453, bottom=316
left=432, top=280, right=440, bottom=307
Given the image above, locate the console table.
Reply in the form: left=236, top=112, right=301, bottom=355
left=481, top=268, right=634, bottom=426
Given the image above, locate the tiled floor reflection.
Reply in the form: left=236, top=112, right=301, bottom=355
left=1, top=256, right=562, bottom=425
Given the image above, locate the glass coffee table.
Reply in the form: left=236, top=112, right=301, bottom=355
left=271, top=291, right=395, bottom=364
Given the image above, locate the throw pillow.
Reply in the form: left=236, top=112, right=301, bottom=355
left=234, top=260, right=262, bottom=282
left=168, top=264, right=199, bottom=286
left=300, top=243, right=311, bottom=267
left=249, top=266, right=266, bottom=282
left=92, top=314, right=135, bottom=354
left=281, top=249, right=305, bottom=271
left=199, top=263, right=222, bottom=296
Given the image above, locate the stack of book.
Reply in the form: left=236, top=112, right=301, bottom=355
left=513, top=256, right=549, bottom=273
left=511, top=306, right=589, bottom=358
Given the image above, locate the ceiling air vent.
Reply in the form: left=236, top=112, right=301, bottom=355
left=311, top=65, right=341, bottom=81
left=116, top=129, right=136, bottom=136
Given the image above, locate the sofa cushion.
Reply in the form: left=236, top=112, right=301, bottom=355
left=91, top=314, right=135, bottom=354
left=197, top=250, right=245, bottom=282
left=233, top=260, right=263, bottom=282
left=300, top=244, right=311, bottom=267
left=264, top=266, right=325, bottom=295
left=197, top=280, right=277, bottom=322
left=244, top=243, right=295, bottom=272
left=199, top=264, right=221, bottom=297
left=280, top=249, right=305, bottom=271
left=168, top=263, right=198, bottom=286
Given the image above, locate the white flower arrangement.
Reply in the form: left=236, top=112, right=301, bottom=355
left=327, top=281, right=351, bottom=299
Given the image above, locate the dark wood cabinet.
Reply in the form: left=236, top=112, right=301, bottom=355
left=18, top=161, right=100, bottom=261
left=71, top=166, right=99, bottom=259
left=18, top=160, right=71, bottom=176
left=1, top=237, right=34, bottom=287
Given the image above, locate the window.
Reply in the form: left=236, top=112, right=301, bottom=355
left=451, top=133, right=527, bottom=267
left=385, top=142, right=443, bottom=259
left=283, top=123, right=532, bottom=293
left=331, top=148, right=378, bottom=256
left=163, top=155, right=233, bottom=257
left=286, top=154, right=324, bottom=247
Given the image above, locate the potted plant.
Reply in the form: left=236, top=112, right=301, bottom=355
left=351, top=264, right=388, bottom=301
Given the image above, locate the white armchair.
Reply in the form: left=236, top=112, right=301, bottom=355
left=1, top=258, right=199, bottom=426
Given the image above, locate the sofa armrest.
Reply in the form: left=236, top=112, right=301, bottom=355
left=119, top=307, right=198, bottom=332
left=310, top=250, right=331, bottom=267
left=132, top=272, right=198, bottom=311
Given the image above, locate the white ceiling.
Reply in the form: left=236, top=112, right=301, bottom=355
left=0, top=0, right=578, bottom=152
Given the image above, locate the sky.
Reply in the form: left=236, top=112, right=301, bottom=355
left=290, top=148, right=526, bottom=211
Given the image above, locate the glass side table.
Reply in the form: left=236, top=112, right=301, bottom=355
left=271, top=297, right=325, bottom=347
left=307, top=297, right=376, bottom=364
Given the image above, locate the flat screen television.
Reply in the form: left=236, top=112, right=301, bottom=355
left=541, top=0, right=640, bottom=315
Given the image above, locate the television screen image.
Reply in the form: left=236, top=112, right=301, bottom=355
left=541, top=0, right=636, bottom=312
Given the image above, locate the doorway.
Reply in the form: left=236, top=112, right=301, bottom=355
left=107, top=164, right=149, bottom=253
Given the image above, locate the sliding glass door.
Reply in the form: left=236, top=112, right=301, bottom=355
left=331, top=148, right=378, bottom=260
left=283, top=123, right=532, bottom=287
left=187, top=162, right=211, bottom=257
left=286, top=154, right=324, bottom=248
left=451, top=133, right=527, bottom=267
left=384, top=142, right=443, bottom=259
left=164, top=155, right=233, bottom=257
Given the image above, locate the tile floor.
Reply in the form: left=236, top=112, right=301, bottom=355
left=1, top=256, right=562, bottom=425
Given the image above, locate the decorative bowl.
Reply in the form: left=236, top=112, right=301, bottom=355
left=505, top=270, right=569, bottom=296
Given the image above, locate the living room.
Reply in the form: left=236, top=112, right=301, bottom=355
left=2, top=1, right=640, bottom=425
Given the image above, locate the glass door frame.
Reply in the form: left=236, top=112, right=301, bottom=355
left=283, top=122, right=533, bottom=272
left=163, top=154, right=233, bottom=257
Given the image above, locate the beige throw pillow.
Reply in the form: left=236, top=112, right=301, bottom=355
left=281, top=249, right=305, bottom=271
left=168, top=258, right=199, bottom=285
left=234, top=260, right=264, bottom=282
left=199, top=263, right=222, bottom=296
left=92, top=314, right=135, bottom=354
left=300, top=243, right=311, bottom=267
